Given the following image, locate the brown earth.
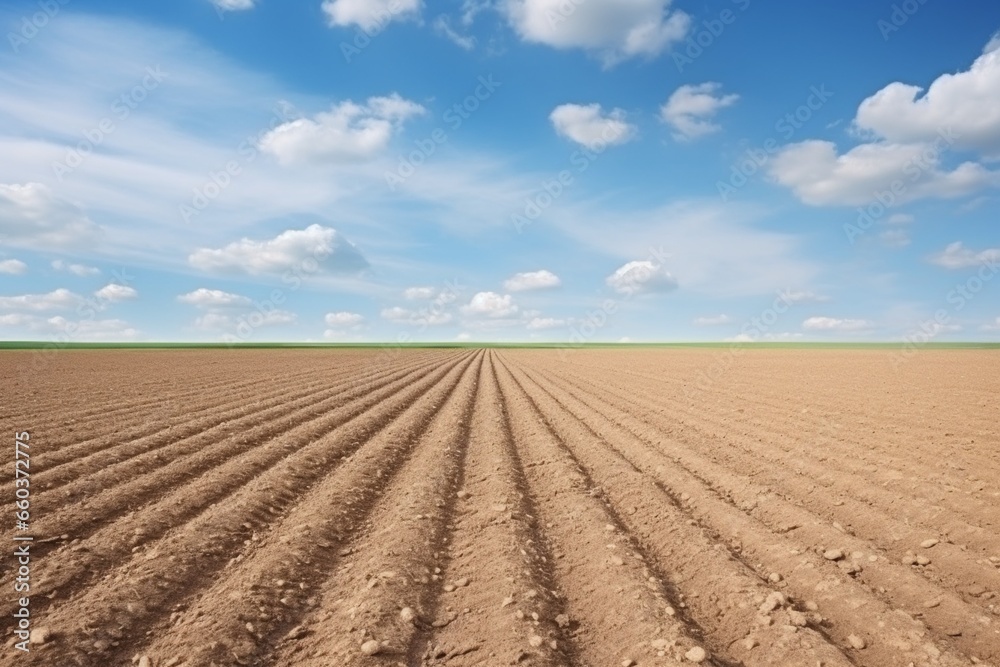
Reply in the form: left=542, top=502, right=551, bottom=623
left=0, top=347, right=998, bottom=667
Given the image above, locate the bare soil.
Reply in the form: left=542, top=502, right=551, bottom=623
left=1, top=348, right=997, bottom=666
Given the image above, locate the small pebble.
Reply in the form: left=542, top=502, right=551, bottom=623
left=361, top=639, right=380, bottom=656
left=916, top=555, right=931, bottom=566
left=528, top=635, right=543, bottom=648
left=847, top=634, right=866, bottom=650
left=622, top=660, right=635, bottom=667
left=743, top=637, right=758, bottom=650
left=456, top=490, right=469, bottom=499
left=685, top=646, right=707, bottom=663
left=768, top=573, right=783, bottom=583
left=138, top=658, right=152, bottom=667
left=920, top=538, right=939, bottom=549
left=400, top=607, right=416, bottom=623
left=823, top=549, right=845, bottom=561
left=29, top=627, right=52, bottom=645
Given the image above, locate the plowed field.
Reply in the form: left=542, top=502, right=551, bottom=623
left=1, top=348, right=998, bottom=667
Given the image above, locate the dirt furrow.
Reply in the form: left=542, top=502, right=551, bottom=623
left=409, top=351, right=574, bottom=666
left=493, top=355, right=716, bottom=667
left=517, top=356, right=987, bottom=666
left=123, top=351, right=483, bottom=667
left=7, top=354, right=474, bottom=663
left=499, top=353, right=857, bottom=667
left=0, top=352, right=466, bottom=623
left=548, top=361, right=1000, bottom=616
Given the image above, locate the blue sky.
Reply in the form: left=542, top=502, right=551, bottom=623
left=1, top=0, right=998, bottom=343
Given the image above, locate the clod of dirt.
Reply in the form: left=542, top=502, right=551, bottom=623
left=456, top=490, right=469, bottom=499
left=528, top=635, right=543, bottom=647
left=768, top=572, right=782, bottom=583
left=847, top=634, right=866, bottom=650
left=921, top=538, right=939, bottom=549
left=823, top=549, right=845, bottom=561
left=29, top=627, right=52, bottom=645
left=400, top=607, right=417, bottom=623
left=361, top=639, right=381, bottom=655
left=622, top=659, right=636, bottom=667
left=455, top=577, right=470, bottom=587
left=555, top=614, right=570, bottom=628
left=901, top=553, right=917, bottom=565
left=743, top=637, right=759, bottom=650
left=137, top=657, right=152, bottom=667
left=684, top=646, right=707, bottom=662
left=759, top=591, right=786, bottom=613
left=915, top=555, right=931, bottom=566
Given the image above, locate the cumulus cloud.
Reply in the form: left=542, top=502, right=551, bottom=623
left=928, top=241, right=1000, bottom=269
left=462, top=291, right=518, bottom=318
left=768, top=140, right=999, bottom=206
left=503, top=269, right=561, bottom=292
left=503, top=0, right=689, bottom=65
left=854, top=40, right=1000, bottom=157
left=605, top=261, right=678, bottom=295
left=549, top=104, right=636, bottom=149
left=526, top=316, right=565, bottom=330
left=324, top=311, right=365, bottom=327
left=0, top=183, right=102, bottom=249
left=258, top=94, right=424, bottom=164
left=0, top=288, right=83, bottom=311
left=322, top=0, right=421, bottom=31
left=0, top=259, right=27, bottom=275
left=381, top=306, right=453, bottom=326
left=802, top=316, right=871, bottom=332
left=177, top=288, right=252, bottom=308
left=189, top=224, right=368, bottom=275
left=660, top=83, right=739, bottom=141
left=95, top=284, right=137, bottom=302
left=693, top=314, right=731, bottom=326
left=51, top=260, right=100, bottom=276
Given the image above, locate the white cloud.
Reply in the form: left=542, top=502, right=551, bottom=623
left=605, top=260, right=678, bottom=295
left=45, top=316, right=138, bottom=340
left=549, top=104, right=636, bottom=149
left=196, top=310, right=295, bottom=330
left=258, top=94, right=424, bottom=164
left=324, top=311, right=365, bottom=327
left=0, top=259, right=27, bottom=275
left=854, top=41, right=1000, bottom=157
left=322, top=0, right=421, bottom=31
left=981, top=317, right=1000, bottom=332
left=434, top=16, right=476, bottom=50
left=886, top=213, right=914, bottom=225
left=0, top=183, right=102, bottom=249
left=880, top=229, right=911, bottom=248
left=503, top=0, right=690, bottom=66
left=779, top=290, right=829, bottom=303
left=693, top=314, right=731, bottom=326
left=210, top=0, right=256, bottom=11
left=660, top=83, right=739, bottom=141
left=177, top=288, right=252, bottom=308
left=802, top=316, right=871, bottom=332
left=526, top=316, right=565, bottom=330
left=381, top=306, right=453, bottom=326
left=928, top=241, right=1000, bottom=269
left=189, top=224, right=368, bottom=275
left=462, top=291, right=519, bottom=318
left=51, top=260, right=100, bottom=276
left=403, top=286, right=437, bottom=300
left=503, top=269, right=562, bottom=292
left=95, top=284, right=138, bottom=302
left=0, top=289, right=82, bottom=311
left=768, top=140, right=999, bottom=206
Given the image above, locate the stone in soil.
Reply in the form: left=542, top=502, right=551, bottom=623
left=685, top=646, right=707, bottom=662
left=823, top=549, right=845, bottom=561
